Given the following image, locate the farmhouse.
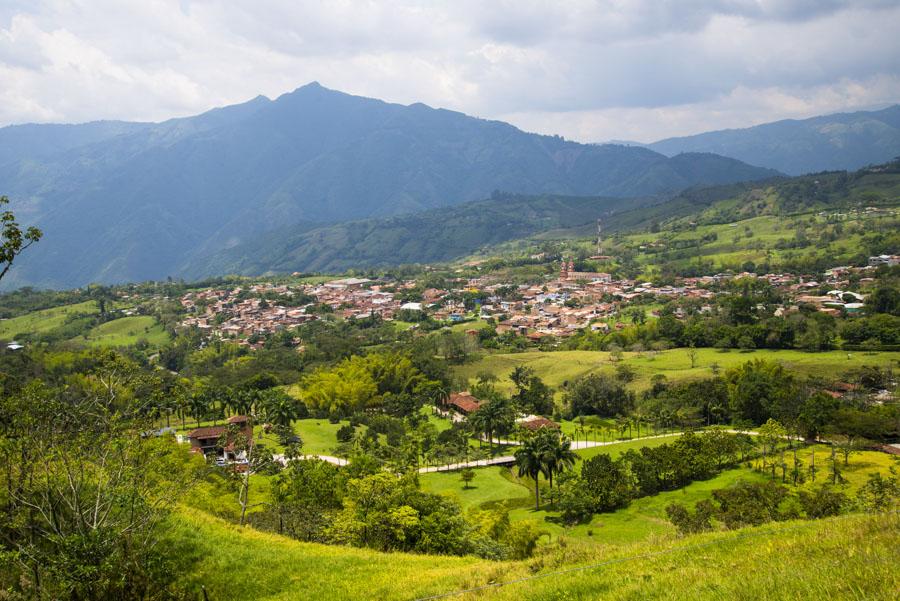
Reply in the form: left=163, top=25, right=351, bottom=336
left=445, top=392, right=483, bottom=415
left=516, top=415, right=560, bottom=431
left=187, top=415, right=253, bottom=463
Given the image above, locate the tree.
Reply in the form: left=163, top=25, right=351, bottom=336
left=566, top=373, right=635, bottom=418
left=0, top=372, right=197, bottom=599
left=460, top=467, right=475, bottom=489
left=538, top=429, right=577, bottom=494
left=222, top=421, right=276, bottom=526
left=259, top=388, right=302, bottom=429
left=757, top=418, right=787, bottom=476
left=865, top=286, right=900, bottom=316
left=798, top=391, right=839, bottom=440
left=514, top=435, right=549, bottom=510
left=857, top=471, right=900, bottom=512
left=726, top=360, right=798, bottom=425
left=470, top=398, right=515, bottom=455
left=687, top=345, right=699, bottom=369
left=0, top=195, right=42, bottom=282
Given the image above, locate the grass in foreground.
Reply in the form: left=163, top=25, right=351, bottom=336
left=170, top=506, right=899, bottom=601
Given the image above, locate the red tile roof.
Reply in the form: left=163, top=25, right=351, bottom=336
left=447, top=392, right=482, bottom=414
left=187, top=425, right=227, bottom=440
left=519, top=416, right=560, bottom=431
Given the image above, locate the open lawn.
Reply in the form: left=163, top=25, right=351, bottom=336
left=574, top=433, right=685, bottom=462
left=0, top=300, right=97, bottom=339
left=457, top=348, right=900, bottom=396
left=420, top=466, right=532, bottom=513
left=76, top=315, right=170, bottom=347
left=170, top=505, right=899, bottom=600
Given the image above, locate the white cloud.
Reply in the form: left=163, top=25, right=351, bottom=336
left=0, top=0, right=897, bottom=141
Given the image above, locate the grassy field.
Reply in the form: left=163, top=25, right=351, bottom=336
left=420, top=466, right=532, bottom=513
left=76, top=315, right=170, bottom=347
left=170, top=505, right=900, bottom=600
left=619, top=206, right=899, bottom=276
left=457, top=348, right=900, bottom=395
left=573, top=433, right=684, bottom=461
left=0, top=300, right=97, bottom=339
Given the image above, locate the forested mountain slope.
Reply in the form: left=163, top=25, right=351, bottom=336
left=1, top=83, right=776, bottom=289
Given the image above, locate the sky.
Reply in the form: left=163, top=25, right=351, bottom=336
left=1, top=1, right=899, bottom=143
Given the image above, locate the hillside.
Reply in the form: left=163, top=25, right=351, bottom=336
left=171, top=507, right=898, bottom=600
left=188, top=162, right=900, bottom=280
left=648, top=105, right=900, bottom=175
left=0, top=83, right=778, bottom=290
left=182, top=193, right=657, bottom=278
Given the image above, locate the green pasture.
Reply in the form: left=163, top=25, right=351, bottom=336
left=77, top=315, right=170, bottom=347
left=457, top=348, right=900, bottom=395
left=0, top=300, right=97, bottom=339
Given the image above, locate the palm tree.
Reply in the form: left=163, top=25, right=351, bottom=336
left=540, top=429, right=577, bottom=495
left=262, top=390, right=299, bottom=429
left=515, top=434, right=549, bottom=510
left=469, top=399, right=511, bottom=456
left=188, top=391, right=210, bottom=429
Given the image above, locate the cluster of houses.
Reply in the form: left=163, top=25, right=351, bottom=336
left=178, top=278, right=406, bottom=345
left=176, top=253, right=891, bottom=347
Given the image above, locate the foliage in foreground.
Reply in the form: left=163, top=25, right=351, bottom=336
left=168, top=507, right=899, bottom=601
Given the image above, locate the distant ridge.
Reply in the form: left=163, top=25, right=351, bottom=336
left=0, top=82, right=777, bottom=290
left=647, top=105, right=900, bottom=175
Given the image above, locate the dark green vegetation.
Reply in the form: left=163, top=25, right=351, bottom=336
left=0, top=82, right=776, bottom=290
left=184, top=194, right=658, bottom=278
left=648, top=104, right=900, bottom=175
left=199, top=159, right=899, bottom=284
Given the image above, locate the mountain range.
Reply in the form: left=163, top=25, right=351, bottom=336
left=0, top=82, right=779, bottom=289
left=646, top=105, right=900, bottom=175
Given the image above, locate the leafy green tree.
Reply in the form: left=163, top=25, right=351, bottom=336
left=726, top=360, right=798, bottom=425
left=798, top=391, right=839, bottom=440
left=665, top=500, right=715, bottom=535
left=566, top=373, right=635, bottom=418
left=460, top=467, right=475, bottom=490
left=757, top=418, right=787, bottom=476
left=0, top=195, right=42, bottom=282
left=799, top=485, right=848, bottom=518
left=865, top=285, right=900, bottom=316
left=259, top=388, right=302, bottom=429
left=857, top=471, right=900, bottom=512
left=0, top=372, right=197, bottom=599
left=712, top=480, right=788, bottom=529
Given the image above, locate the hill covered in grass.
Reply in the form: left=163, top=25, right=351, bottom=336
left=170, top=506, right=898, bottom=600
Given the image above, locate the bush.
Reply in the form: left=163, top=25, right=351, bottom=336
left=336, top=424, right=355, bottom=443
left=665, top=500, right=716, bottom=535
left=798, top=485, right=848, bottom=519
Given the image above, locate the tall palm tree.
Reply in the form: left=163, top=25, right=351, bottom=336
left=470, top=399, right=511, bottom=456
left=515, top=435, right=549, bottom=510
left=540, top=429, right=578, bottom=494
left=188, top=391, right=210, bottom=429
